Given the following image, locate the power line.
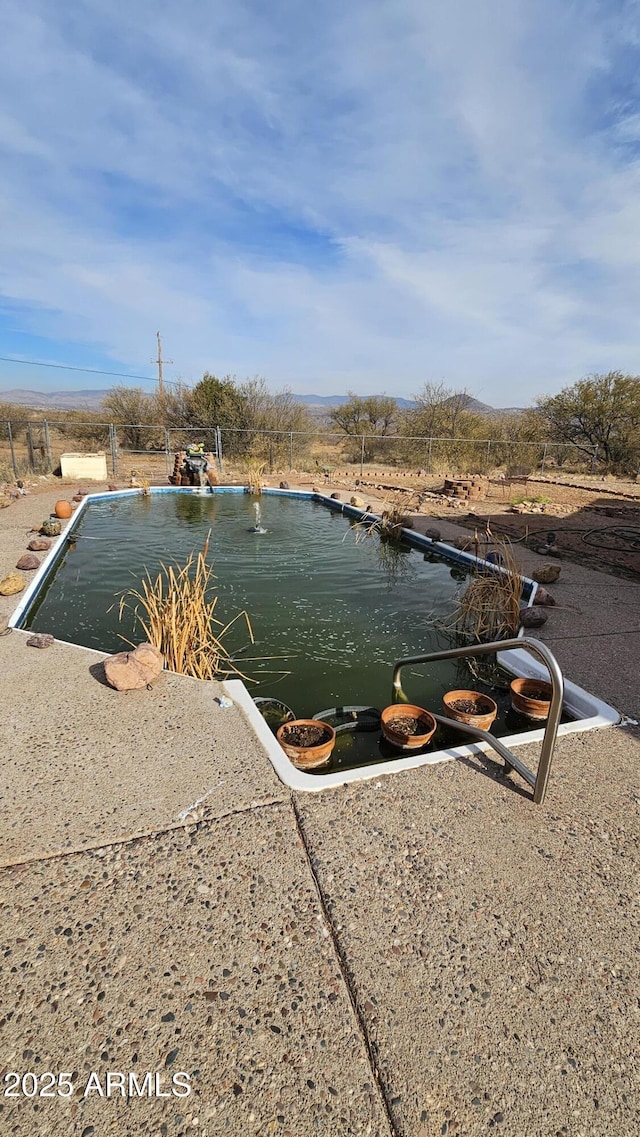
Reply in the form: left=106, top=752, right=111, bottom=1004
left=0, top=355, right=166, bottom=384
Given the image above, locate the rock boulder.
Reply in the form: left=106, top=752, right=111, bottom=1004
left=27, top=633, right=55, bottom=649
left=520, top=607, right=549, bottom=628
left=103, top=642, right=164, bottom=691
left=0, top=572, right=25, bottom=596
left=16, top=554, right=41, bottom=571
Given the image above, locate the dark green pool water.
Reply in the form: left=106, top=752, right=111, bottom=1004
left=25, top=492, right=481, bottom=718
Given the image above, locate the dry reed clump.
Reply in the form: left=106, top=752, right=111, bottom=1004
left=348, top=489, right=418, bottom=545
left=117, top=531, right=255, bottom=682
left=379, top=489, right=418, bottom=537
left=446, top=533, right=523, bottom=642
left=244, top=459, right=266, bottom=495
left=129, top=469, right=151, bottom=495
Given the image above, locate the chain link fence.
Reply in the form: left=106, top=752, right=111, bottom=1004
left=0, top=417, right=632, bottom=481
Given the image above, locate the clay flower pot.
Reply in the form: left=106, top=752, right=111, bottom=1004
left=276, top=719, right=336, bottom=770
left=510, top=678, right=553, bottom=720
left=442, top=690, right=497, bottom=731
left=54, top=500, right=72, bottom=519
left=380, top=704, right=437, bottom=751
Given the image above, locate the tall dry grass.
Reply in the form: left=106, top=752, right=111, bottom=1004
left=118, top=531, right=255, bottom=681
left=445, top=531, right=523, bottom=642
left=244, top=459, right=266, bottom=495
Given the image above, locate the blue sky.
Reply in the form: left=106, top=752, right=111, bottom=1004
left=1, top=0, right=640, bottom=403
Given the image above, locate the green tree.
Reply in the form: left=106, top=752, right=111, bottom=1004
left=536, top=372, right=640, bottom=472
left=189, top=373, right=251, bottom=457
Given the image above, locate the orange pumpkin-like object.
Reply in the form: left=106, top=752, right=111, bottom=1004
left=54, top=500, right=73, bottom=519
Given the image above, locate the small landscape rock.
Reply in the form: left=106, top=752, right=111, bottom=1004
left=28, top=537, right=51, bottom=551
left=279, top=480, right=290, bottom=489
left=350, top=495, right=365, bottom=507
left=108, top=484, right=119, bottom=492
left=0, top=615, right=11, bottom=636
left=424, top=527, right=441, bottom=541
left=26, top=633, right=55, bottom=649
left=0, top=571, right=26, bottom=596
left=103, top=642, right=164, bottom=691
left=330, top=492, right=341, bottom=500
left=533, top=563, right=561, bottom=584
left=534, top=586, right=556, bottom=606
left=520, top=607, right=549, bottom=628
left=16, top=554, right=41, bottom=571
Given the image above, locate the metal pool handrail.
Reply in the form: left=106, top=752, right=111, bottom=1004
left=391, top=637, right=564, bottom=805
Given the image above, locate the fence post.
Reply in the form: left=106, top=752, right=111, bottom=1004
left=164, top=429, right=171, bottom=476
left=7, top=421, right=18, bottom=478
left=540, top=443, right=547, bottom=474
left=109, top=424, right=118, bottom=476
left=485, top=439, right=491, bottom=471
left=590, top=444, right=598, bottom=473
left=289, top=431, right=293, bottom=471
left=427, top=437, right=433, bottom=474
left=360, top=435, right=365, bottom=477
left=26, top=423, right=35, bottom=471
left=216, top=425, right=223, bottom=472
left=43, top=420, right=53, bottom=472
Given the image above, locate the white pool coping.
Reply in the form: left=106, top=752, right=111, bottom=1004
left=226, top=669, right=620, bottom=792
left=10, top=486, right=621, bottom=793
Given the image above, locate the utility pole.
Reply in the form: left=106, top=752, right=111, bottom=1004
left=153, top=332, right=173, bottom=395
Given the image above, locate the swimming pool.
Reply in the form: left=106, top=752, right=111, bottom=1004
left=11, top=488, right=619, bottom=792
left=21, top=489, right=476, bottom=716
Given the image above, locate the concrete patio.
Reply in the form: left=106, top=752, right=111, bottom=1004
left=1, top=486, right=638, bottom=1137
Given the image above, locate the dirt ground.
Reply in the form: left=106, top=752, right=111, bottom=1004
left=322, top=469, right=640, bottom=580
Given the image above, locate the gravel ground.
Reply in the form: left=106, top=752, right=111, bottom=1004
left=0, top=482, right=639, bottom=1137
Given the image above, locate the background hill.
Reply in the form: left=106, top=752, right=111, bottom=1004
left=0, top=387, right=524, bottom=416
left=0, top=388, right=110, bottom=410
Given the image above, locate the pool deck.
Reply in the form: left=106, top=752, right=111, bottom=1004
left=1, top=485, right=639, bottom=1137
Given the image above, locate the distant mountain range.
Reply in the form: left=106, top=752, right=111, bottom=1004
left=0, top=387, right=110, bottom=410
left=0, top=387, right=523, bottom=416
left=293, top=392, right=417, bottom=410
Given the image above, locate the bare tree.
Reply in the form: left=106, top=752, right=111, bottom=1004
left=329, top=392, right=398, bottom=460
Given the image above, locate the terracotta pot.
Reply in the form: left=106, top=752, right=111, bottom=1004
left=54, top=500, right=72, bottom=519
left=380, top=704, right=437, bottom=751
left=510, top=678, right=553, bottom=720
left=442, top=690, right=497, bottom=731
left=276, top=719, right=336, bottom=770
